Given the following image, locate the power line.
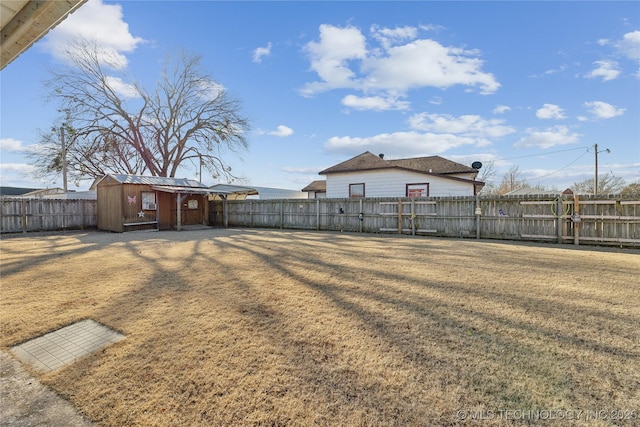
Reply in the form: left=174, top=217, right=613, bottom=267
left=532, top=150, right=591, bottom=180
left=495, top=145, right=590, bottom=162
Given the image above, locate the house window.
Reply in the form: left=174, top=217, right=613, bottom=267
left=349, top=183, right=365, bottom=198
left=141, top=192, right=157, bottom=210
left=406, top=183, right=429, bottom=198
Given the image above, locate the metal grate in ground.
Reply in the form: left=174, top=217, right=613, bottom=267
left=10, top=319, right=124, bottom=373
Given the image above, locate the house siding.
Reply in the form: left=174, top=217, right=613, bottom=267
left=326, top=170, right=475, bottom=198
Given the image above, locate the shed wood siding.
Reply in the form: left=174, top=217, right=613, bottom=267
left=326, top=170, right=475, bottom=198
left=97, top=179, right=124, bottom=232
left=96, top=175, right=210, bottom=232
left=169, top=194, right=208, bottom=229
left=122, top=184, right=157, bottom=224
left=158, top=192, right=173, bottom=230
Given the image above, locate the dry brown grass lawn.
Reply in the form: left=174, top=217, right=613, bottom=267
left=1, top=229, right=639, bottom=426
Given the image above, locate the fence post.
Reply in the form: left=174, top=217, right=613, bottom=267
left=555, top=196, right=562, bottom=244
left=359, top=199, right=363, bottom=233
left=21, top=199, right=27, bottom=233
left=397, top=198, right=403, bottom=234
left=573, top=195, right=580, bottom=246
left=223, top=196, right=228, bottom=228
left=411, top=198, right=416, bottom=236
left=316, top=199, right=320, bottom=231
left=475, top=195, right=481, bottom=239
left=280, top=200, right=284, bottom=229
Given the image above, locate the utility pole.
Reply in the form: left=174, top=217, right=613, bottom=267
left=594, top=143, right=598, bottom=197
left=594, top=143, right=611, bottom=197
left=60, top=125, right=68, bottom=192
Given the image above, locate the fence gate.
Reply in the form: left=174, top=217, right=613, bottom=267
left=379, top=199, right=437, bottom=235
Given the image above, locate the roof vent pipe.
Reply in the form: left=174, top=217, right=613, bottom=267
left=379, top=153, right=384, bottom=159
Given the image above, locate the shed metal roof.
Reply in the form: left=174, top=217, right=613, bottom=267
left=99, top=174, right=208, bottom=188
left=150, top=185, right=212, bottom=195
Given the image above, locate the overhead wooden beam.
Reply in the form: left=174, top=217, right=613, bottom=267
left=1, top=0, right=86, bottom=70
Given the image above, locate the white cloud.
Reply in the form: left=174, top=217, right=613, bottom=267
left=0, top=138, right=27, bottom=152
left=362, top=39, right=500, bottom=95
left=323, top=112, right=515, bottom=158
left=0, top=163, right=36, bottom=173
left=253, top=42, right=272, bottom=63
left=301, top=24, right=500, bottom=99
left=325, top=131, right=480, bottom=157
left=616, top=30, right=640, bottom=60
left=586, top=60, right=620, bottom=81
left=419, top=24, right=446, bottom=33
left=408, top=113, right=515, bottom=138
left=584, top=101, right=625, bottom=119
left=370, top=25, right=418, bottom=50
left=0, top=139, right=43, bottom=156
left=515, top=126, right=581, bottom=149
left=197, top=81, right=226, bottom=101
left=269, top=125, right=294, bottom=137
left=42, top=0, right=144, bottom=69
left=281, top=166, right=322, bottom=174
left=301, top=24, right=367, bottom=95
left=105, top=76, right=139, bottom=99
left=493, top=105, right=511, bottom=114
left=544, top=64, right=568, bottom=75
left=536, top=104, right=566, bottom=120
left=341, top=94, right=410, bottom=111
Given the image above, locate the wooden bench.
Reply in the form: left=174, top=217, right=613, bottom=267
left=123, top=221, right=158, bottom=230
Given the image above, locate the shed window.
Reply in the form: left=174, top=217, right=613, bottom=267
left=142, top=192, right=157, bottom=210
left=406, top=183, right=429, bottom=198
left=349, top=183, right=365, bottom=198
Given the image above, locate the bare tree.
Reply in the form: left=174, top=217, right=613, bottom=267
left=620, top=181, right=640, bottom=197
left=494, top=165, right=528, bottom=195
left=572, top=173, right=627, bottom=195
left=32, top=40, right=249, bottom=183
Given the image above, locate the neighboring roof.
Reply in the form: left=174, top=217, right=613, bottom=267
left=1, top=0, right=87, bottom=70
left=319, top=152, right=390, bottom=174
left=208, top=184, right=307, bottom=199
left=302, top=180, right=327, bottom=192
left=0, top=186, right=40, bottom=196
left=42, top=190, right=97, bottom=200
left=95, top=174, right=208, bottom=189
left=319, top=151, right=478, bottom=176
left=150, top=185, right=212, bottom=195
left=250, top=187, right=307, bottom=200
left=22, top=188, right=66, bottom=197
left=504, top=187, right=568, bottom=196
left=388, top=157, right=477, bottom=175
left=209, top=183, right=259, bottom=196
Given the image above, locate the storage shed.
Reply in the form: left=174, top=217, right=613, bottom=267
left=95, top=174, right=212, bottom=232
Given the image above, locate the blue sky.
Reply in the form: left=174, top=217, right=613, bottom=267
left=1, top=0, right=639, bottom=191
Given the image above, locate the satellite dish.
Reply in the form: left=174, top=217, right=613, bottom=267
left=471, top=161, right=483, bottom=170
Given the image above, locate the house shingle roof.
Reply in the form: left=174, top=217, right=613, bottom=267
left=389, top=157, right=477, bottom=175
left=302, top=180, right=326, bottom=192
left=319, top=151, right=478, bottom=176
left=319, top=152, right=390, bottom=174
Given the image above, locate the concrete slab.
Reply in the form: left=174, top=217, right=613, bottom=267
left=10, top=319, right=124, bottom=373
left=0, top=351, right=94, bottom=426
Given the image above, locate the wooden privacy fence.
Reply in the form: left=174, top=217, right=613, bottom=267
left=1, top=198, right=97, bottom=233
left=214, top=195, right=640, bottom=247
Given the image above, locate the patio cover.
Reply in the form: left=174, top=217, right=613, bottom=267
left=150, top=185, right=213, bottom=195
